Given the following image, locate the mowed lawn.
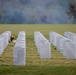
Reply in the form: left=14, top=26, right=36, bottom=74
left=0, top=24, right=76, bottom=75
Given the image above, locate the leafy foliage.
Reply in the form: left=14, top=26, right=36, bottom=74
left=67, top=3, right=76, bottom=23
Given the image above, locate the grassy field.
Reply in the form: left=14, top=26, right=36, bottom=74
left=0, top=24, right=76, bottom=75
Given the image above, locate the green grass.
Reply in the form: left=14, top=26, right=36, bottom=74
left=0, top=24, right=76, bottom=75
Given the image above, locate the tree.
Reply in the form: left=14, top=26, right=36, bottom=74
left=67, top=3, right=76, bottom=24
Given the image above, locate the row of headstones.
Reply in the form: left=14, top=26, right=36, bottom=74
left=0, top=31, right=11, bottom=56
left=49, top=32, right=76, bottom=59
left=34, top=31, right=51, bottom=59
left=0, top=31, right=76, bottom=66
left=13, top=31, right=26, bottom=66
left=13, top=31, right=51, bottom=66
left=64, top=32, right=76, bottom=59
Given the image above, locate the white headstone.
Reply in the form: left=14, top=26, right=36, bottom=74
left=13, top=31, right=26, bottom=66
left=56, top=36, right=68, bottom=54
left=34, top=32, right=51, bottom=59
left=14, top=45, right=25, bottom=65
left=39, top=39, right=51, bottom=59
left=63, top=40, right=76, bottom=59
left=49, top=32, right=54, bottom=44
left=49, top=32, right=62, bottom=47
left=0, top=38, right=3, bottom=55
left=0, top=31, right=11, bottom=56
left=64, top=32, right=76, bottom=43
